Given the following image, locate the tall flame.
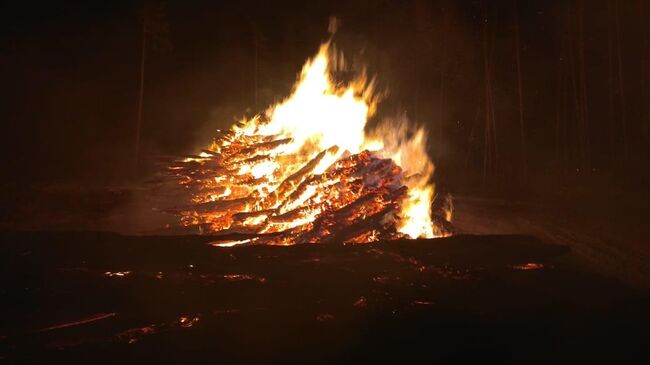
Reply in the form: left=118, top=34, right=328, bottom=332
left=258, top=44, right=369, bottom=155
left=172, top=41, right=448, bottom=243
left=365, top=120, right=437, bottom=238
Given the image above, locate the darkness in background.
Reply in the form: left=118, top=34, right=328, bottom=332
left=1, top=0, right=648, bottom=195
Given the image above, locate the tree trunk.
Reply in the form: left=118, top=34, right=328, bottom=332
left=607, top=0, right=616, bottom=168
left=134, top=22, right=147, bottom=179
left=439, top=6, right=447, bottom=140
left=614, top=1, right=628, bottom=160
left=513, top=0, right=527, bottom=181
left=642, top=0, right=650, bottom=173
left=481, top=1, right=497, bottom=183
left=577, top=0, right=589, bottom=170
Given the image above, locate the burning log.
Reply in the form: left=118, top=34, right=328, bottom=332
left=231, top=137, right=292, bottom=160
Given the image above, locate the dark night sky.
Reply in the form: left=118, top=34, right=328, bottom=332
left=1, top=0, right=648, bottom=192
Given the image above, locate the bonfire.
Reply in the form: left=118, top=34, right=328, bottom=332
left=163, top=41, right=452, bottom=246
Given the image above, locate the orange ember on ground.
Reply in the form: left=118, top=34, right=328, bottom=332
left=167, top=42, right=451, bottom=245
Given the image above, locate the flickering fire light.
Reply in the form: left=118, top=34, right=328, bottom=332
left=165, top=42, right=452, bottom=245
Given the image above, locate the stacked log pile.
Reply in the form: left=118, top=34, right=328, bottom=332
left=155, top=122, right=444, bottom=245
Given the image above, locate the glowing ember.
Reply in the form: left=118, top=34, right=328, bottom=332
left=512, top=263, right=545, bottom=270
left=104, top=271, right=132, bottom=278
left=166, top=41, right=452, bottom=245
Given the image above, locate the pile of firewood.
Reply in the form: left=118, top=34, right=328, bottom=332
left=147, top=120, right=454, bottom=245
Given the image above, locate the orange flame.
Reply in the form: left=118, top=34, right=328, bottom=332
left=171, top=41, right=450, bottom=243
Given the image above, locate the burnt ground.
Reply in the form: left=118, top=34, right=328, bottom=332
left=1, top=232, right=648, bottom=364
left=0, top=184, right=648, bottom=364
left=452, top=190, right=650, bottom=289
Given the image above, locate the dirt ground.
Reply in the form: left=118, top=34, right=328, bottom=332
left=0, top=183, right=648, bottom=363
left=452, top=192, right=650, bottom=289
left=1, top=182, right=648, bottom=288
left=1, top=232, right=647, bottom=364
